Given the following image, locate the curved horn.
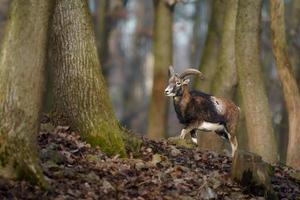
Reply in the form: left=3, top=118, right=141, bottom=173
left=179, top=68, right=205, bottom=79
left=169, top=65, right=175, bottom=77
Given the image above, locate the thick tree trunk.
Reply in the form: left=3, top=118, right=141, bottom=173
left=0, top=0, right=54, bottom=186
left=193, top=0, right=224, bottom=93
left=147, top=0, right=173, bottom=139
left=211, top=0, right=238, bottom=98
left=49, top=0, right=126, bottom=156
left=235, top=0, right=277, bottom=163
left=95, top=0, right=108, bottom=68
left=270, top=0, right=300, bottom=170
left=235, top=90, right=249, bottom=151
left=286, top=0, right=300, bottom=87
left=197, top=0, right=238, bottom=153
left=0, top=0, right=9, bottom=44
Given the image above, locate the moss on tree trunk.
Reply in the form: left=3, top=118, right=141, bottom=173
left=49, top=0, right=126, bottom=157
left=270, top=0, right=300, bottom=170
left=0, top=0, right=54, bottom=187
left=235, top=0, right=277, bottom=163
left=147, top=0, right=173, bottom=139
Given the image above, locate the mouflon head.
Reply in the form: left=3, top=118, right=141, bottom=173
left=164, top=65, right=204, bottom=97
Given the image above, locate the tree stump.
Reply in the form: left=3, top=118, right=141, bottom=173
left=231, top=150, right=278, bottom=199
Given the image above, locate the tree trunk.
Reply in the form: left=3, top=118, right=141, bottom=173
left=0, top=0, right=54, bottom=186
left=211, top=0, right=238, bottom=98
left=0, top=0, right=9, bottom=44
left=235, top=90, right=249, bottom=151
left=147, top=0, right=173, bottom=139
left=193, top=0, right=225, bottom=93
left=95, top=0, right=108, bottom=69
left=49, top=0, right=126, bottom=157
left=270, top=0, right=300, bottom=169
left=197, top=0, right=238, bottom=153
left=122, top=0, right=151, bottom=132
left=235, top=0, right=277, bottom=163
left=286, top=0, right=300, bottom=87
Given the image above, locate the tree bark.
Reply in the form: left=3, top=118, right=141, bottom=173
left=286, top=0, right=300, bottom=87
left=147, top=0, right=173, bottom=139
left=0, top=0, right=9, bottom=45
left=193, top=0, right=225, bottom=93
left=197, top=0, right=238, bottom=153
left=211, top=0, right=238, bottom=98
left=235, top=0, right=277, bottom=163
left=0, top=0, right=54, bottom=186
left=95, top=0, right=108, bottom=69
left=49, top=0, right=126, bottom=156
left=270, top=0, right=300, bottom=170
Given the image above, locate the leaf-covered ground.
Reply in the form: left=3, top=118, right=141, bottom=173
left=0, top=125, right=299, bottom=200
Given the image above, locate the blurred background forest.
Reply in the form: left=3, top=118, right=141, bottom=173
left=0, top=0, right=299, bottom=164
left=80, top=0, right=300, bottom=164
left=1, top=1, right=300, bottom=198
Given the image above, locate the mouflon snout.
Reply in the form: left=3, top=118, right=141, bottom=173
left=164, top=85, right=175, bottom=96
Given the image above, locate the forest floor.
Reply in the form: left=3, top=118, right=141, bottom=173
left=0, top=123, right=299, bottom=200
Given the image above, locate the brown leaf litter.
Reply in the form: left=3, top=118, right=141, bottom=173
left=0, top=125, right=299, bottom=200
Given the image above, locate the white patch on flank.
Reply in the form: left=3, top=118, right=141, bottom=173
left=198, top=121, right=224, bottom=132
left=191, top=137, right=198, bottom=144
left=211, top=96, right=225, bottom=115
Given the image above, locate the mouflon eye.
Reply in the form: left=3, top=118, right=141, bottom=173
left=176, top=82, right=181, bottom=86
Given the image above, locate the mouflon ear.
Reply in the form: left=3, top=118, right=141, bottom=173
left=182, top=78, right=190, bottom=85
left=169, top=65, right=175, bottom=77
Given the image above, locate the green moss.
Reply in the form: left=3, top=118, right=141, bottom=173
left=16, top=160, right=48, bottom=189
left=122, top=128, right=142, bottom=156
left=83, top=121, right=126, bottom=157
left=266, top=164, right=275, bottom=176
left=0, top=140, right=48, bottom=189
left=0, top=148, right=9, bottom=167
left=167, top=136, right=195, bottom=148
left=86, top=135, right=126, bottom=157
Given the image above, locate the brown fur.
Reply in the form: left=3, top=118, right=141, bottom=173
left=165, top=67, right=240, bottom=156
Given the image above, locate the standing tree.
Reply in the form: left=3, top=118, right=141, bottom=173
left=270, top=0, right=300, bottom=169
left=211, top=0, right=238, bottom=99
left=0, top=0, right=54, bottom=186
left=49, top=0, right=126, bottom=156
left=193, top=0, right=225, bottom=92
left=0, top=0, right=9, bottom=44
left=286, top=0, right=300, bottom=87
left=235, top=0, right=277, bottom=163
left=197, top=0, right=238, bottom=153
left=147, top=0, right=173, bottom=139
left=122, top=0, right=152, bottom=132
left=95, top=0, right=108, bottom=67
